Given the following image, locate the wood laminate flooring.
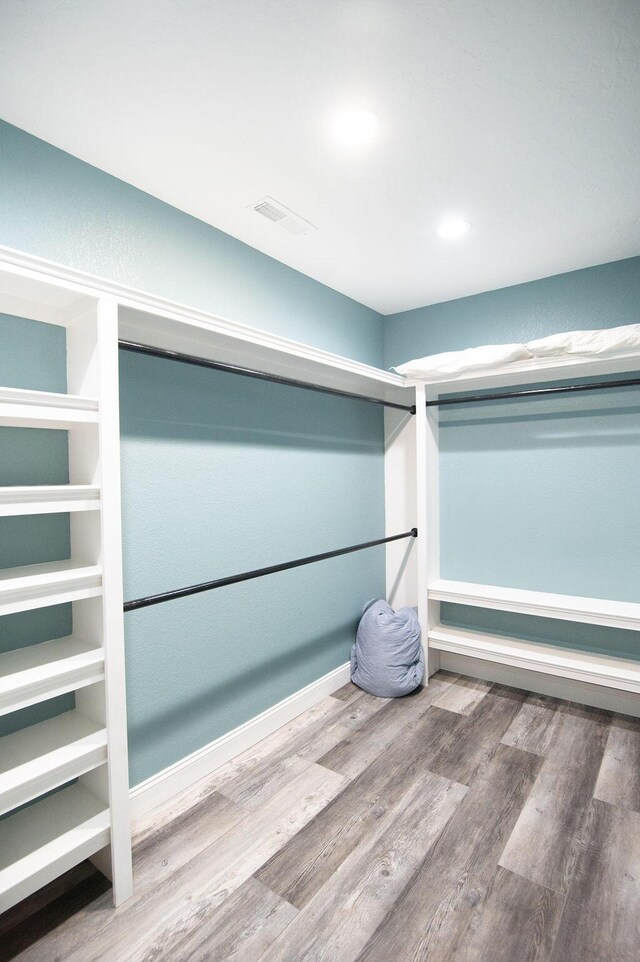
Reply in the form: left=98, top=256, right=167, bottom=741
left=2, top=672, right=639, bottom=962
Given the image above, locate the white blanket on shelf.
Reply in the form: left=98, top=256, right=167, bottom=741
left=392, top=323, right=640, bottom=381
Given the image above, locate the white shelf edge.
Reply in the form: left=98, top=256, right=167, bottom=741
left=0, top=636, right=104, bottom=717
left=428, top=578, right=640, bottom=631
left=0, top=246, right=407, bottom=399
left=0, top=783, right=110, bottom=914
left=0, top=561, right=103, bottom=617
left=402, top=350, right=640, bottom=394
left=0, top=385, right=99, bottom=428
left=429, top=624, right=640, bottom=693
left=0, top=711, right=108, bottom=817
left=0, top=485, right=101, bottom=516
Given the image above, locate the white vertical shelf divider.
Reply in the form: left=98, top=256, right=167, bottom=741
left=94, top=298, right=133, bottom=905
left=65, top=297, right=133, bottom=905
left=414, top=383, right=434, bottom=679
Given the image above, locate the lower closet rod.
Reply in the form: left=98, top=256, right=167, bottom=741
left=118, top=340, right=416, bottom=413
left=124, top=528, right=418, bottom=612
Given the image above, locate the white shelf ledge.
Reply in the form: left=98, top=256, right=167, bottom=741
left=0, top=711, right=107, bottom=817
left=0, top=782, right=110, bottom=913
left=0, top=636, right=104, bottom=717
left=0, top=561, right=102, bottom=617
left=404, top=349, right=640, bottom=394
left=428, top=579, right=640, bottom=632
left=429, top=624, right=640, bottom=693
left=0, top=386, right=99, bottom=429
left=0, top=485, right=101, bottom=517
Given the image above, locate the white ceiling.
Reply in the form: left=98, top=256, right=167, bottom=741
left=1, top=0, right=639, bottom=314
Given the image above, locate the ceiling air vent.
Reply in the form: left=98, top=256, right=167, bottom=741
left=249, top=196, right=317, bottom=236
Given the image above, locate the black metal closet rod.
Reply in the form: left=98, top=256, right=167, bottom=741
left=425, top=374, right=640, bottom=407
left=123, top=528, right=418, bottom=612
left=118, top=340, right=415, bottom=413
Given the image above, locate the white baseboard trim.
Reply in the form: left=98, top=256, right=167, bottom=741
left=436, top=652, right=640, bottom=717
left=129, top=661, right=351, bottom=822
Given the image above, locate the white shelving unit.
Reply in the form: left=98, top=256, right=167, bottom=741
left=407, top=353, right=640, bottom=710
left=0, top=261, right=132, bottom=913
left=0, top=244, right=412, bottom=914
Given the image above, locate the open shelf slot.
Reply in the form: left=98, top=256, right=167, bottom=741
left=0, top=711, right=107, bottom=816
left=428, top=579, right=640, bottom=632
left=0, top=636, right=104, bottom=717
left=0, top=782, right=110, bottom=913
left=0, top=386, right=99, bottom=429
left=429, top=624, right=640, bottom=693
left=0, top=485, right=101, bottom=517
left=0, top=561, right=102, bottom=616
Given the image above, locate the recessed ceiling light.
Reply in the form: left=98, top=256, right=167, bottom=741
left=437, top=216, right=472, bottom=239
left=330, top=108, right=379, bottom=149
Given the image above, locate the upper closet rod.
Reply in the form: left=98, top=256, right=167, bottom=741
left=124, top=528, right=418, bottom=612
left=425, top=374, right=640, bottom=407
left=119, top=340, right=416, bottom=413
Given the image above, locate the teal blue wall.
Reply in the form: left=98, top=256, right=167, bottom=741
left=0, top=122, right=386, bottom=786
left=385, top=258, right=640, bottom=661
left=0, top=120, right=384, bottom=366
left=384, top=257, right=640, bottom=369
left=120, top=352, right=384, bottom=784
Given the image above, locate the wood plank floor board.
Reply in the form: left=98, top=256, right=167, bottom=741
left=3, top=671, right=638, bottom=962
left=594, top=718, right=640, bottom=813
left=501, top=692, right=562, bottom=756
left=330, top=681, right=362, bottom=703
left=11, top=764, right=347, bottom=962
left=449, top=866, right=565, bottom=962
left=432, top=675, right=492, bottom=715
left=131, top=693, right=343, bottom=844
left=318, top=674, right=454, bottom=780
left=549, top=800, right=640, bottom=962
left=220, top=691, right=386, bottom=809
left=255, top=704, right=465, bottom=908
left=147, top=876, right=298, bottom=962
left=545, top=701, right=611, bottom=770
left=132, top=790, right=243, bottom=892
left=424, top=684, right=528, bottom=786
left=258, top=769, right=467, bottom=962
left=499, top=705, right=611, bottom=894
left=354, top=743, right=542, bottom=962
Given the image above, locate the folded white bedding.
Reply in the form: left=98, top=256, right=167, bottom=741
left=392, top=342, right=531, bottom=380
left=393, top=323, right=640, bottom=380
left=527, top=323, right=640, bottom=358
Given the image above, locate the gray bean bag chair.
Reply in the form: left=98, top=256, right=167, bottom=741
left=350, top=599, right=424, bottom=698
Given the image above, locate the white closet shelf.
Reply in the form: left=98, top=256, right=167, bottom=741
left=429, top=624, right=640, bottom=693
left=0, top=711, right=107, bottom=817
left=0, top=561, right=102, bottom=617
left=0, top=485, right=101, bottom=516
left=405, top=348, right=640, bottom=394
left=0, top=636, right=104, bottom=717
left=0, top=386, right=99, bottom=429
left=0, top=783, right=110, bottom=913
left=428, top=579, right=640, bottom=632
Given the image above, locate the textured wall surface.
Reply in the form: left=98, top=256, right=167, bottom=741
left=384, top=257, right=640, bottom=661
left=0, top=121, right=387, bottom=786
left=120, top=350, right=385, bottom=784
left=384, top=256, right=640, bottom=369
left=0, top=120, right=384, bottom=366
